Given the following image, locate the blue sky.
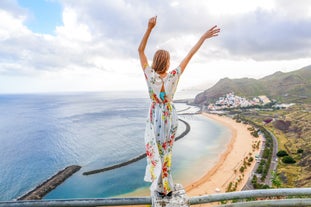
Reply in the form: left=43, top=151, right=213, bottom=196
left=0, top=0, right=311, bottom=93
left=17, top=0, right=62, bottom=34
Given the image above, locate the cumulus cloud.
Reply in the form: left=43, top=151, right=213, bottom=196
left=0, top=0, right=26, bottom=18
left=0, top=0, right=310, bottom=93
left=0, top=4, right=104, bottom=75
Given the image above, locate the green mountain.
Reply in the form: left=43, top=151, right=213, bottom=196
left=194, top=65, right=311, bottom=104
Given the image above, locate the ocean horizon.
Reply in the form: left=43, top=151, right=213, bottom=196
left=0, top=91, right=231, bottom=200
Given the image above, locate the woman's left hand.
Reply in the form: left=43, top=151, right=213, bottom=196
left=202, top=25, right=220, bottom=39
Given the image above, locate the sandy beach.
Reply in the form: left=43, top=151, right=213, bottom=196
left=185, top=113, right=263, bottom=206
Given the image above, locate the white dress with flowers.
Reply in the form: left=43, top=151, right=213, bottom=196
left=143, top=66, right=182, bottom=194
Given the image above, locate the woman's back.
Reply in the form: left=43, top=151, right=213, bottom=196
left=144, top=66, right=182, bottom=103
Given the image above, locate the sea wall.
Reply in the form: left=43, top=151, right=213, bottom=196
left=18, top=165, right=81, bottom=200
left=17, top=118, right=191, bottom=199
left=83, top=118, right=191, bottom=175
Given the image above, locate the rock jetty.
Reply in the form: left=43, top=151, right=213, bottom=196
left=18, top=165, right=81, bottom=200
left=83, top=118, right=190, bottom=175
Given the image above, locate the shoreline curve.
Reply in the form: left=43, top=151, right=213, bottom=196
left=185, top=114, right=237, bottom=192
left=186, top=113, right=262, bottom=200
left=83, top=118, right=191, bottom=176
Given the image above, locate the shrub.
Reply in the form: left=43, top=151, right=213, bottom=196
left=282, top=156, right=296, bottom=164
left=297, top=149, right=304, bottom=154
left=248, top=127, right=254, bottom=131
left=263, top=148, right=270, bottom=159
left=251, top=131, right=259, bottom=138
left=226, top=182, right=233, bottom=192
left=256, top=165, right=263, bottom=174
left=277, top=150, right=288, bottom=157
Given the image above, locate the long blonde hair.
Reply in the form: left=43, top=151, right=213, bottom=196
left=152, top=49, right=170, bottom=74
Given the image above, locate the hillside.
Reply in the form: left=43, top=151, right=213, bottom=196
left=194, top=65, right=311, bottom=104
left=241, top=104, right=311, bottom=188
left=194, top=65, right=311, bottom=188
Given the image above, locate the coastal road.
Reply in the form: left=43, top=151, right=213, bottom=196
left=242, top=129, right=279, bottom=190
left=264, top=130, right=279, bottom=186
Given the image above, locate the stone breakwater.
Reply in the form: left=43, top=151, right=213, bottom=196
left=83, top=118, right=191, bottom=176
left=16, top=118, right=191, bottom=199
left=18, top=165, right=81, bottom=200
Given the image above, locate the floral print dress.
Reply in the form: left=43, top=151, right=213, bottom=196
left=143, top=66, right=182, bottom=195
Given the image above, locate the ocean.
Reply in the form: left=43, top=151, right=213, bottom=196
left=0, top=91, right=231, bottom=200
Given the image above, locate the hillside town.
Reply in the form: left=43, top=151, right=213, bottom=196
left=207, top=92, right=271, bottom=111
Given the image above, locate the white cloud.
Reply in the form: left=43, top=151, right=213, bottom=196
left=55, top=7, right=92, bottom=43
left=0, top=0, right=310, bottom=93
left=200, top=0, right=275, bottom=16
left=0, top=10, right=30, bottom=40
left=274, top=0, right=311, bottom=19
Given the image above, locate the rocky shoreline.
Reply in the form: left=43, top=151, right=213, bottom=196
left=18, top=165, right=81, bottom=200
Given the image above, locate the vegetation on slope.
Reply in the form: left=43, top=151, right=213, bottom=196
left=239, top=104, right=311, bottom=188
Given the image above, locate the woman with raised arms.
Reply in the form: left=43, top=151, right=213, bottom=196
left=138, top=16, right=220, bottom=198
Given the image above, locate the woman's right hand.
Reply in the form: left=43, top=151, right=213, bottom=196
left=148, top=16, right=157, bottom=30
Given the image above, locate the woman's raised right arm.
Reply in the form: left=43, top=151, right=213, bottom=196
left=138, top=16, right=157, bottom=70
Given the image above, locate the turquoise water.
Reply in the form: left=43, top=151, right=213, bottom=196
left=0, top=91, right=230, bottom=200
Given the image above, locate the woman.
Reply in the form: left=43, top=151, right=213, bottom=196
left=138, top=16, right=220, bottom=198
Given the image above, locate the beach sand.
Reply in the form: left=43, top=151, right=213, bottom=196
left=116, top=113, right=262, bottom=206
left=185, top=113, right=263, bottom=206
